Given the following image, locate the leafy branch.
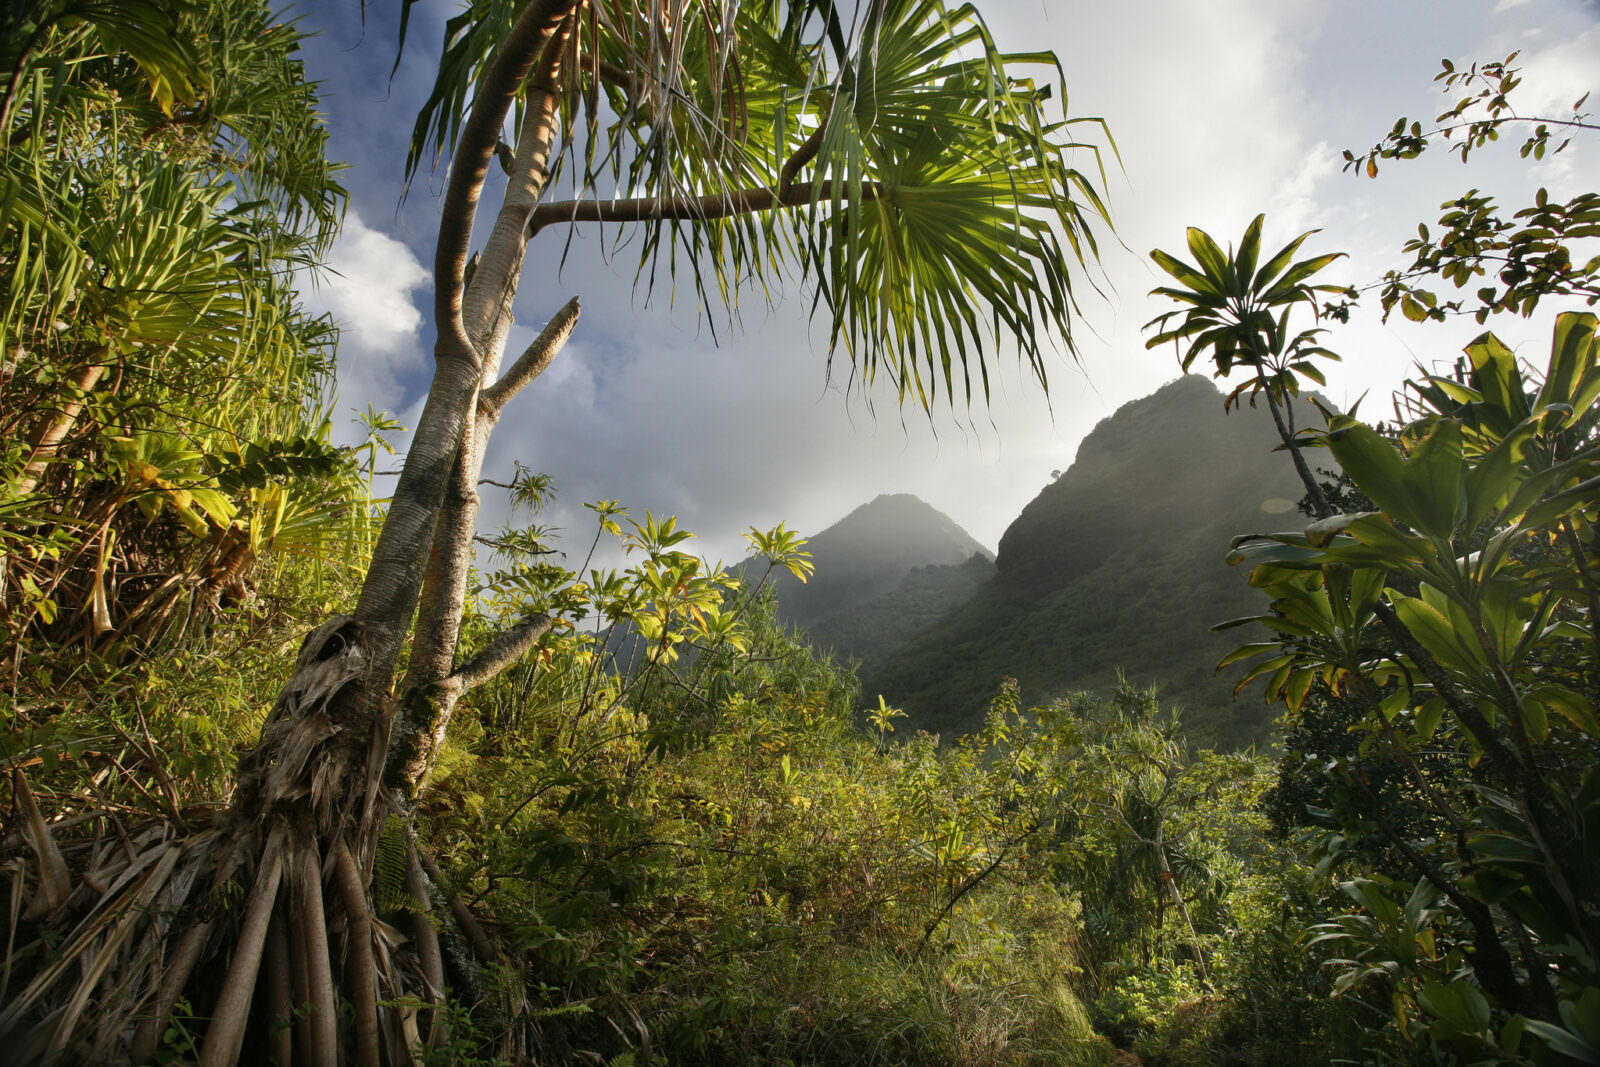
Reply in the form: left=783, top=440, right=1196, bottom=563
left=1342, top=54, right=1600, bottom=325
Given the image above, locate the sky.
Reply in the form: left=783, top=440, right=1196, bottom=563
left=289, top=0, right=1600, bottom=568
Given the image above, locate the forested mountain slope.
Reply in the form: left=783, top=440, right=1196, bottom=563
left=745, top=493, right=993, bottom=652
left=861, top=374, right=1308, bottom=748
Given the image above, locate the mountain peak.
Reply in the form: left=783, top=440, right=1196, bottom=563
left=864, top=373, right=1310, bottom=749
left=754, top=493, right=991, bottom=632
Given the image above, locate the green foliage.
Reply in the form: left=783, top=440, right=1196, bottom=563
left=408, top=0, right=1114, bottom=412
left=0, top=0, right=372, bottom=832
left=1220, top=298, right=1600, bottom=1060
left=0, top=0, right=371, bottom=664
left=400, top=498, right=1141, bottom=1064
left=1345, top=54, right=1600, bottom=324
left=1143, top=59, right=1600, bottom=1060
left=16, top=17, right=1599, bottom=1064
left=1145, top=213, right=1349, bottom=413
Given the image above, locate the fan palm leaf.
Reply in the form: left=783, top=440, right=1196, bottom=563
left=405, top=0, right=1113, bottom=412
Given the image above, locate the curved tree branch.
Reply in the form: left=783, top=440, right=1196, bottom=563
left=530, top=179, right=881, bottom=233
left=451, top=613, right=555, bottom=695
left=436, top=0, right=582, bottom=357
left=480, top=297, right=581, bottom=420
left=779, top=121, right=827, bottom=193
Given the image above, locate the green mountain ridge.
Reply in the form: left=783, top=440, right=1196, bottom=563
left=856, top=374, right=1309, bottom=748
left=804, top=551, right=997, bottom=663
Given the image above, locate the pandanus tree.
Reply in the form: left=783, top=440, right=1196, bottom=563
left=3, top=0, right=1114, bottom=1061
left=0, top=0, right=356, bottom=652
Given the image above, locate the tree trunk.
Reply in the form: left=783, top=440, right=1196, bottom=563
left=0, top=4, right=585, bottom=1060
left=1152, top=824, right=1209, bottom=985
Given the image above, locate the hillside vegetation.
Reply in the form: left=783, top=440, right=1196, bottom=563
left=863, top=375, right=1305, bottom=749
left=748, top=493, right=991, bottom=627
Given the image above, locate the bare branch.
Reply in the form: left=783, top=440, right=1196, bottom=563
left=449, top=613, right=555, bottom=695
left=917, top=846, right=1011, bottom=955
left=417, top=850, right=496, bottom=963
left=480, top=297, right=581, bottom=420
left=779, top=121, right=827, bottom=193
left=530, top=180, right=880, bottom=234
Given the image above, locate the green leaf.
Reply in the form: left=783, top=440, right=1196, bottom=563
left=1391, top=592, right=1484, bottom=675
left=1186, top=226, right=1235, bottom=295
left=1523, top=1017, right=1600, bottom=1062
left=1419, top=980, right=1491, bottom=1035
left=1524, top=684, right=1598, bottom=735
left=1399, top=419, right=1466, bottom=539
left=1534, top=311, right=1598, bottom=413
left=1335, top=513, right=1434, bottom=564
left=1466, top=831, right=1543, bottom=865
left=1324, top=422, right=1429, bottom=533
left=1463, top=330, right=1533, bottom=431
left=1236, top=213, right=1264, bottom=285
left=1415, top=697, right=1446, bottom=739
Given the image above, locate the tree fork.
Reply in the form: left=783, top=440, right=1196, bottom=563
left=389, top=302, right=578, bottom=795
left=356, top=0, right=577, bottom=686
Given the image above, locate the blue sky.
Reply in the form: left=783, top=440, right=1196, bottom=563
left=289, top=0, right=1600, bottom=564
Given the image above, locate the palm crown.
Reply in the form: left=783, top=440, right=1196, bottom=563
left=406, top=0, right=1115, bottom=410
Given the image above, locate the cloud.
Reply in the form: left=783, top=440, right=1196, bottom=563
left=298, top=0, right=1599, bottom=577
left=1515, top=26, right=1600, bottom=117
left=463, top=0, right=1353, bottom=564
left=323, top=214, right=428, bottom=345
left=297, top=211, right=432, bottom=440
left=1266, top=140, right=1341, bottom=238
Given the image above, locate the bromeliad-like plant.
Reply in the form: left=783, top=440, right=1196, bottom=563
left=1145, top=214, right=1348, bottom=513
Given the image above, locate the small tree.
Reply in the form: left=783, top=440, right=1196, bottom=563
left=1146, top=56, right=1600, bottom=1059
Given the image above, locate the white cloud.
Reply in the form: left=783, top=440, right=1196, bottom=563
left=297, top=210, right=431, bottom=440
left=323, top=213, right=429, bottom=345
left=300, top=0, right=1600, bottom=571
left=1515, top=26, right=1600, bottom=118
left=1494, top=0, right=1534, bottom=12
left=1266, top=140, right=1341, bottom=237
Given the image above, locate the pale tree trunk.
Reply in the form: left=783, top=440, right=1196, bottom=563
left=16, top=352, right=109, bottom=497
left=388, top=73, right=575, bottom=796
left=1151, top=821, right=1209, bottom=985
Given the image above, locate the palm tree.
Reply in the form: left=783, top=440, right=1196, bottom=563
left=4, top=0, right=1115, bottom=1060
